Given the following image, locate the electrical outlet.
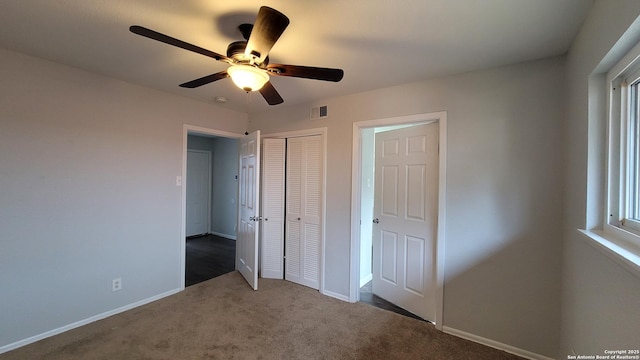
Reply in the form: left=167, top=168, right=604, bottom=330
left=112, top=278, right=122, bottom=292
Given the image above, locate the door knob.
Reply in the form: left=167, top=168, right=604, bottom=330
left=373, top=218, right=380, bottom=224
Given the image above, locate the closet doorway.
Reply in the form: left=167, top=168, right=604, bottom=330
left=260, top=129, right=326, bottom=291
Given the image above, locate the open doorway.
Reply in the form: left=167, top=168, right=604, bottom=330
left=183, top=130, right=240, bottom=287
left=350, top=112, right=447, bottom=329
left=357, top=124, right=432, bottom=321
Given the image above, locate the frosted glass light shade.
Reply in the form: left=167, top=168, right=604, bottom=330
left=227, top=65, right=269, bottom=92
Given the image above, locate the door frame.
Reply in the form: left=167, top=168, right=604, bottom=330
left=349, top=112, right=447, bottom=330
left=180, top=124, right=243, bottom=290
left=261, top=127, right=328, bottom=293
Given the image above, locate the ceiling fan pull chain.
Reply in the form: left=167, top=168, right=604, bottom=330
left=246, top=91, right=252, bottom=112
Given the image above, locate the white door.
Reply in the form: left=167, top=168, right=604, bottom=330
left=285, top=135, right=323, bottom=290
left=186, top=150, right=210, bottom=237
left=260, top=138, right=286, bottom=279
left=372, top=123, right=438, bottom=321
left=237, top=131, right=260, bottom=290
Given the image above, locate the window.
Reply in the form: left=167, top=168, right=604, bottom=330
left=581, top=40, right=640, bottom=276
left=606, top=44, right=640, bottom=248
left=624, top=80, right=640, bottom=231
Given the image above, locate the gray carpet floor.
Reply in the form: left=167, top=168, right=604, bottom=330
left=1, top=271, right=524, bottom=359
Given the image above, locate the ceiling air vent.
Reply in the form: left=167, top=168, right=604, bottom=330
left=310, top=105, right=328, bottom=120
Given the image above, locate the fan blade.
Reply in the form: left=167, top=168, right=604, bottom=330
left=245, top=7, right=290, bottom=63
left=179, top=71, right=229, bottom=88
left=259, top=81, right=284, bottom=105
left=130, top=25, right=229, bottom=62
left=267, top=64, right=344, bottom=82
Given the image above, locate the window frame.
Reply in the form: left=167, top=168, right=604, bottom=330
left=605, top=44, right=640, bottom=249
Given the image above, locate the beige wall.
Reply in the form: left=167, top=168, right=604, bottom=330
left=0, top=48, right=247, bottom=348
left=251, top=56, right=566, bottom=357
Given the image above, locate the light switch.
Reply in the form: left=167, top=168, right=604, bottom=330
left=176, top=176, right=182, bottom=186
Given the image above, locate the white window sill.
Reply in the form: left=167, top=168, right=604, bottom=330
left=577, top=229, right=640, bottom=279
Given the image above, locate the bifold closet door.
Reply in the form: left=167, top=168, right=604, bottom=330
left=285, top=135, right=323, bottom=290
left=260, top=138, right=286, bottom=279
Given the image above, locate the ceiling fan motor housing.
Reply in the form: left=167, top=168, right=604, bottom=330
left=227, top=41, right=247, bottom=60
left=226, top=41, right=268, bottom=66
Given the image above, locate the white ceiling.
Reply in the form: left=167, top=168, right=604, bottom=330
left=0, top=0, right=593, bottom=114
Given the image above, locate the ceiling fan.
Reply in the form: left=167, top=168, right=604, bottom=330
left=130, top=6, right=344, bottom=105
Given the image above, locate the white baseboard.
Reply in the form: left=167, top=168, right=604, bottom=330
left=0, top=288, right=181, bottom=355
left=210, top=231, right=236, bottom=240
left=359, top=273, right=373, bottom=288
left=321, top=288, right=350, bottom=302
left=442, top=326, right=554, bottom=360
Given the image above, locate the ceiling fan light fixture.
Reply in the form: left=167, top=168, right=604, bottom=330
left=227, top=65, right=269, bottom=92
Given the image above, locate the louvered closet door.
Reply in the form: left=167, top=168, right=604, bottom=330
left=285, top=135, right=323, bottom=290
left=260, top=138, right=286, bottom=279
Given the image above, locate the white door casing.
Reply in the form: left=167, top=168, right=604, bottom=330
left=372, top=123, right=438, bottom=321
left=186, top=150, right=211, bottom=237
left=238, top=131, right=260, bottom=290
left=285, top=135, right=323, bottom=290
left=260, top=138, right=286, bottom=279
